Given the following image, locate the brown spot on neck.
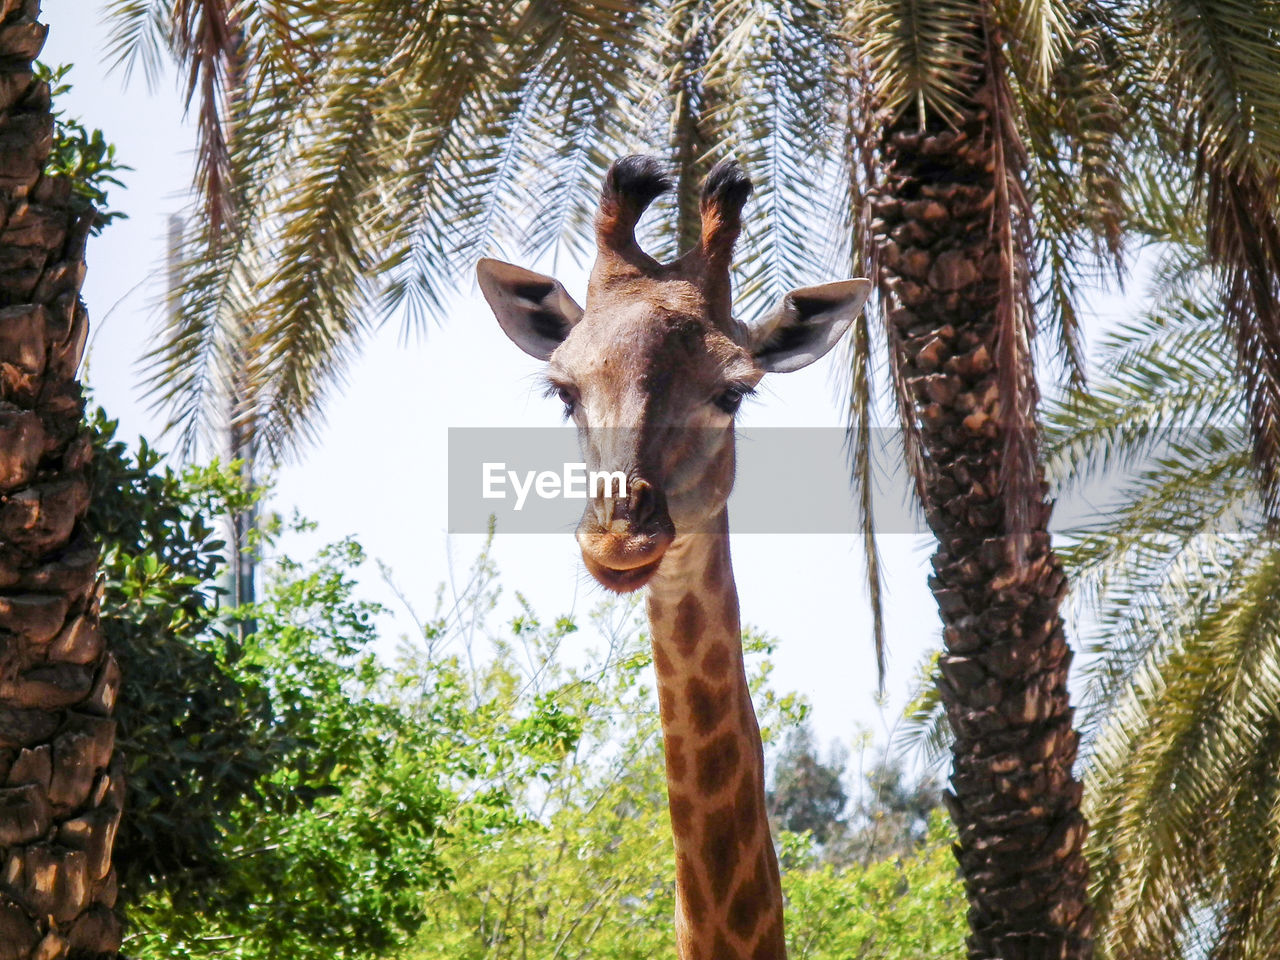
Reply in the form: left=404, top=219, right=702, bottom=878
left=670, top=792, right=695, bottom=835
left=712, top=934, right=738, bottom=960
left=727, top=849, right=773, bottom=938
left=733, top=772, right=760, bottom=834
left=701, top=642, right=733, bottom=679
left=661, top=694, right=677, bottom=724
left=674, top=593, right=705, bottom=656
left=677, top=851, right=707, bottom=920
left=654, top=644, right=677, bottom=679
left=696, top=731, right=740, bottom=794
left=687, top=676, right=730, bottom=733
left=700, top=806, right=740, bottom=904
left=667, top=734, right=688, bottom=781
left=752, top=918, right=786, bottom=960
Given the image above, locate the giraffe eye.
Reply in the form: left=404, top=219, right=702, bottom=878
left=714, top=387, right=749, bottom=415
left=556, top=387, right=576, bottom=417
left=542, top=380, right=579, bottom=419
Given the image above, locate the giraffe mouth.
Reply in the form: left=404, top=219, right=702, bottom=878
left=581, top=552, right=666, bottom=593
left=576, top=497, right=675, bottom=593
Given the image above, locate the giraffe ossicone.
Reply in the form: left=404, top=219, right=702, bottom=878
left=477, top=156, right=871, bottom=960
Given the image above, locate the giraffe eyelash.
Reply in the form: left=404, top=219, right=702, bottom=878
left=714, top=383, right=756, bottom=415
left=542, top=379, right=578, bottom=418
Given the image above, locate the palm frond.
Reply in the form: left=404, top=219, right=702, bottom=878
left=851, top=0, right=987, bottom=127
left=893, top=651, right=951, bottom=770
left=846, top=279, right=888, bottom=688
left=513, top=0, right=658, bottom=266
left=723, top=0, right=850, bottom=321
left=1045, top=262, right=1260, bottom=736
left=1132, top=0, right=1280, bottom=514
left=146, top=0, right=558, bottom=459
left=1046, top=293, right=1237, bottom=490
left=981, top=18, right=1044, bottom=544
left=169, top=0, right=252, bottom=238
left=1087, top=550, right=1280, bottom=960
left=1015, top=5, right=1131, bottom=384
left=102, top=0, right=175, bottom=88
left=996, top=0, right=1072, bottom=89
left=144, top=197, right=273, bottom=458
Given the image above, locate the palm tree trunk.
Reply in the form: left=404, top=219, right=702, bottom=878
left=0, top=3, right=118, bottom=957
left=870, top=77, right=1094, bottom=960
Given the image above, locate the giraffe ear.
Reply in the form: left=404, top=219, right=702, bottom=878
left=477, top=258, right=584, bottom=360
left=750, top=279, right=873, bottom=373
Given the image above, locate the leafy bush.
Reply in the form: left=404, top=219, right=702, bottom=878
left=38, top=63, right=129, bottom=233
left=90, top=417, right=962, bottom=958
left=89, top=416, right=518, bottom=959
left=88, top=410, right=279, bottom=907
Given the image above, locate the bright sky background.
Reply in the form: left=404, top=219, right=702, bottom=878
left=45, top=6, right=1140, bottom=760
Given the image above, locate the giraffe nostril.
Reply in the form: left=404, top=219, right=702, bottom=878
left=630, top=478, right=657, bottom=527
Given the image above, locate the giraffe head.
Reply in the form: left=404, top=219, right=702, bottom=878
left=478, top=156, right=871, bottom=592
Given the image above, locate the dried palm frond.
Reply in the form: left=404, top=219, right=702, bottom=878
left=1126, top=0, right=1280, bottom=516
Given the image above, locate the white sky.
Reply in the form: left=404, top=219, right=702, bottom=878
left=45, top=6, right=1140, bottom=757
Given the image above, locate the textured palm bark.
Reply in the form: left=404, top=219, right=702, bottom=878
left=0, top=3, right=118, bottom=959
left=870, top=93, right=1094, bottom=960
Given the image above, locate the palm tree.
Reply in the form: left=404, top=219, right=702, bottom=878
left=849, top=5, right=1132, bottom=955
left=1047, top=240, right=1278, bottom=960
left=106, top=3, right=1280, bottom=958
left=818, top=4, right=1279, bottom=955
left=0, top=10, right=119, bottom=960
left=900, top=223, right=1280, bottom=959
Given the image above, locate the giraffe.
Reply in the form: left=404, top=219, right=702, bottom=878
left=476, top=156, right=871, bottom=960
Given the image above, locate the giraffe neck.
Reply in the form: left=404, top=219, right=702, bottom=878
left=646, top=512, right=786, bottom=960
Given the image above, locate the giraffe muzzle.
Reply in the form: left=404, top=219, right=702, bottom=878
left=576, top=478, right=675, bottom=592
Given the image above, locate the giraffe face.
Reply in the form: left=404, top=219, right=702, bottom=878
left=477, top=157, right=871, bottom=593
left=544, top=288, right=760, bottom=591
